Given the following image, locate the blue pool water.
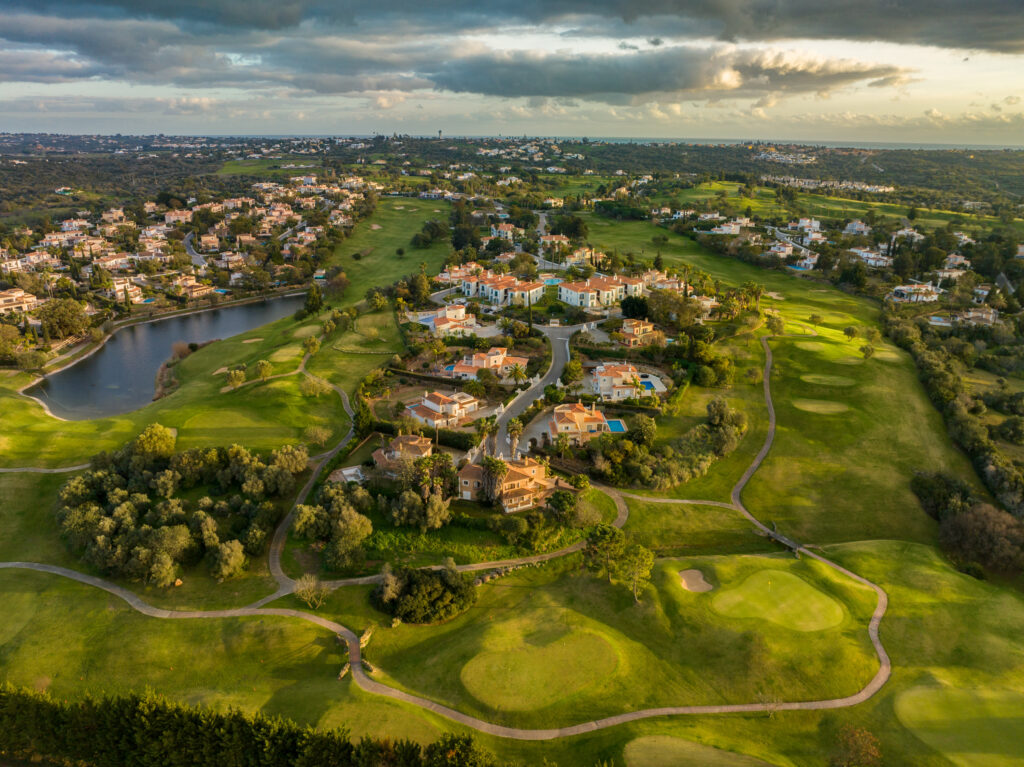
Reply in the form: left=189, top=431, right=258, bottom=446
left=640, top=380, right=654, bottom=390
left=607, top=419, right=627, bottom=433
left=142, top=298, right=156, bottom=304
left=444, top=364, right=455, bottom=372
left=544, top=278, right=562, bottom=286
left=215, top=288, right=231, bottom=294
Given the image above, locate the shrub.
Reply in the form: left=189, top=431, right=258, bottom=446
left=372, top=566, right=476, bottom=624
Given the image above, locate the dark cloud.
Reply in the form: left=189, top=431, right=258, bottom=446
left=431, top=46, right=910, bottom=104
left=1, top=0, right=1021, bottom=51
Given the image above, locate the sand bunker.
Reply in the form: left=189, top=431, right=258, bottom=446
left=370, top=224, right=382, bottom=230
left=212, top=366, right=227, bottom=376
left=679, top=569, right=713, bottom=592
left=242, top=338, right=263, bottom=344
left=766, top=291, right=785, bottom=300
left=393, top=205, right=405, bottom=210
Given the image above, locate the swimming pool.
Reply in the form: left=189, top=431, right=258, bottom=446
left=142, top=298, right=156, bottom=304
left=544, top=278, right=562, bottom=286
left=640, top=380, right=654, bottom=390
left=215, top=288, right=231, bottom=294
left=606, top=419, right=627, bottom=433
left=444, top=364, right=455, bottom=372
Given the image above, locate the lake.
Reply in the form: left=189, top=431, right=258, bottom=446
left=27, top=294, right=306, bottom=420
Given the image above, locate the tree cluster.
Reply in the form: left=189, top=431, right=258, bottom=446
left=57, top=425, right=308, bottom=585
left=292, top=482, right=375, bottom=569
left=586, top=398, right=747, bottom=490
left=372, top=563, right=477, bottom=624
left=911, top=470, right=1024, bottom=574
left=0, top=683, right=497, bottom=767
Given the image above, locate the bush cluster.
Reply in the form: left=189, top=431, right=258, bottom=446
left=372, top=564, right=477, bottom=624
left=57, top=425, right=308, bottom=585
left=586, top=398, right=747, bottom=490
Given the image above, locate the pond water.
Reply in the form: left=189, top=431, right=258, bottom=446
left=27, top=294, right=305, bottom=420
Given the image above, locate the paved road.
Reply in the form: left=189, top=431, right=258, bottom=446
left=0, top=329, right=892, bottom=739
left=493, top=322, right=583, bottom=452
left=767, top=226, right=815, bottom=256
left=183, top=231, right=206, bottom=268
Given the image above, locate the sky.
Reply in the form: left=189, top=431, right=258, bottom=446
left=0, top=1, right=1022, bottom=144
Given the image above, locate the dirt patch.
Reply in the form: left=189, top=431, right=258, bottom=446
left=679, top=569, right=713, bottom=592
left=242, top=338, right=263, bottom=344
left=370, top=224, right=382, bottom=230
left=33, top=676, right=51, bottom=692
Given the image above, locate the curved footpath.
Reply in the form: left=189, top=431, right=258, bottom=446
left=0, top=332, right=890, bottom=740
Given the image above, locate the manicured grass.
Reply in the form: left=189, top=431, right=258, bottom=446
left=460, top=626, right=618, bottom=711
left=894, top=686, right=1024, bottom=767
left=355, top=553, right=878, bottom=729
left=623, top=499, right=771, bottom=556
left=0, top=311, right=350, bottom=468
left=712, top=571, right=845, bottom=632
left=327, top=198, right=452, bottom=299
left=216, top=157, right=321, bottom=177
left=623, top=735, right=776, bottom=766
left=654, top=180, right=1023, bottom=235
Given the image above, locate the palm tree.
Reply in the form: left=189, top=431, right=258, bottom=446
left=507, top=417, right=524, bottom=458
left=429, top=338, right=447, bottom=371
left=481, top=455, right=509, bottom=502
left=555, top=433, right=572, bottom=459
left=509, top=363, right=528, bottom=387
left=630, top=375, right=645, bottom=400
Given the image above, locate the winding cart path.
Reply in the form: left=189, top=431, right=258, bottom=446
left=0, top=332, right=890, bottom=740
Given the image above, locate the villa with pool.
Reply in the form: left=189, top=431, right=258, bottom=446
left=548, top=401, right=624, bottom=445
left=589, top=363, right=666, bottom=401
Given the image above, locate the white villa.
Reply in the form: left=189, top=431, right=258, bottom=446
left=448, top=347, right=530, bottom=380
left=405, top=391, right=481, bottom=428
left=591, top=363, right=644, bottom=401
left=558, top=275, right=643, bottom=308
left=887, top=282, right=943, bottom=303
left=419, top=304, right=478, bottom=336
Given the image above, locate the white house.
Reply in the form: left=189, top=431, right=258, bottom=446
left=406, top=391, right=481, bottom=428
left=888, top=283, right=942, bottom=303
left=843, top=220, right=872, bottom=236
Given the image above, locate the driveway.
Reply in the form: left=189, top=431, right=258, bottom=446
left=494, top=322, right=581, bottom=452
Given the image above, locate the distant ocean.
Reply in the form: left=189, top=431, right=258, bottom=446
left=575, top=137, right=1024, bottom=151
left=232, top=133, right=1024, bottom=151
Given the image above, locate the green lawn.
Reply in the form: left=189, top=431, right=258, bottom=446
left=353, top=553, right=879, bottom=729
left=327, top=198, right=452, bottom=298
left=623, top=735, right=776, bottom=766
left=0, top=311, right=351, bottom=468
left=712, top=570, right=845, bottom=632
left=652, top=180, right=1024, bottom=235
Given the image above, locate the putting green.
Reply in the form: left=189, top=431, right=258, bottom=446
left=712, top=570, right=844, bottom=631
left=895, top=686, right=1024, bottom=766
left=292, top=325, right=319, bottom=339
left=624, top=736, right=776, bottom=766
left=460, top=629, right=617, bottom=711
left=794, top=341, right=827, bottom=352
left=832, top=356, right=865, bottom=365
left=792, top=399, right=850, bottom=414
left=270, top=344, right=302, bottom=362
left=799, top=374, right=856, bottom=387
